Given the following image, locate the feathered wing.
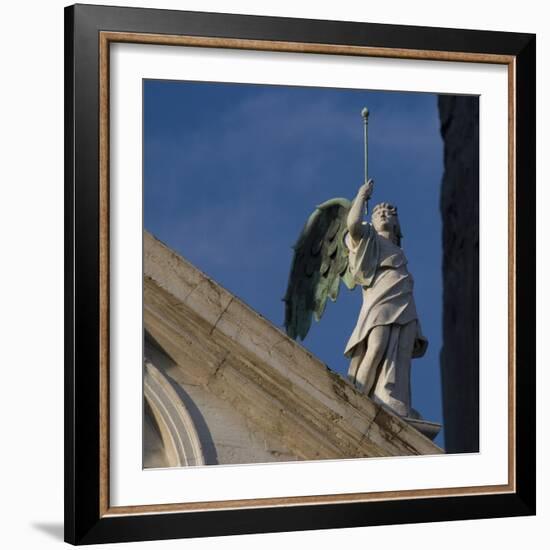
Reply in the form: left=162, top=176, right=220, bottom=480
left=284, top=198, right=357, bottom=341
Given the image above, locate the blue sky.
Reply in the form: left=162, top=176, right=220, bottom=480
left=144, top=80, right=446, bottom=448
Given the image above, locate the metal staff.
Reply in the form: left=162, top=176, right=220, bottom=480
left=361, top=107, right=369, bottom=184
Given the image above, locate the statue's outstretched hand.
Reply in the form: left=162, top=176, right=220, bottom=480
left=348, top=179, right=373, bottom=241
left=359, top=178, right=374, bottom=201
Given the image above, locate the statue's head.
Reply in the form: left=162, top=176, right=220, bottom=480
left=372, top=202, right=403, bottom=246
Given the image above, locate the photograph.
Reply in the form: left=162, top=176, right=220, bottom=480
left=61, top=3, right=536, bottom=544
left=142, top=79, right=479, bottom=468
left=0, top=0, right=544, bottom=546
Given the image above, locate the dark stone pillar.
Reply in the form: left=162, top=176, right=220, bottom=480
left=438, top=96, right=479, bottom=453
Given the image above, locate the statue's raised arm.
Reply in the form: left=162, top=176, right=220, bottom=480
left=347, top=179, right=374, bottom=245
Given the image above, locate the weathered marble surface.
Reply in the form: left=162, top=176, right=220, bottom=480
left=143, top=231, right=442, bottom=467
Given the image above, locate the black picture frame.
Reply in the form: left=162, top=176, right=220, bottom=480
left=65, top=3, right=535, bottom=545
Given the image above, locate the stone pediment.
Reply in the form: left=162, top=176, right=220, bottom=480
left=143, top=231, right=442, bottom=467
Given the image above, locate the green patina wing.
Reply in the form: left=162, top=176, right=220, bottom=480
left=284, top=197, right=356, bottom=341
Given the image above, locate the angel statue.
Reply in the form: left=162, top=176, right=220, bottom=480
left=284, top=108, right=430, bottom=425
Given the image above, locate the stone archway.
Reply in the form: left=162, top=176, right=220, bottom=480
left=143, top=360, right=205, bottom=468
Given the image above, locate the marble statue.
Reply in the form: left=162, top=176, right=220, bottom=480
left=343, top=179, right=427, bottom=418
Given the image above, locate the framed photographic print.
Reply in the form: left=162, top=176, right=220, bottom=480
left=64, top=3, right=535, bottom=545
